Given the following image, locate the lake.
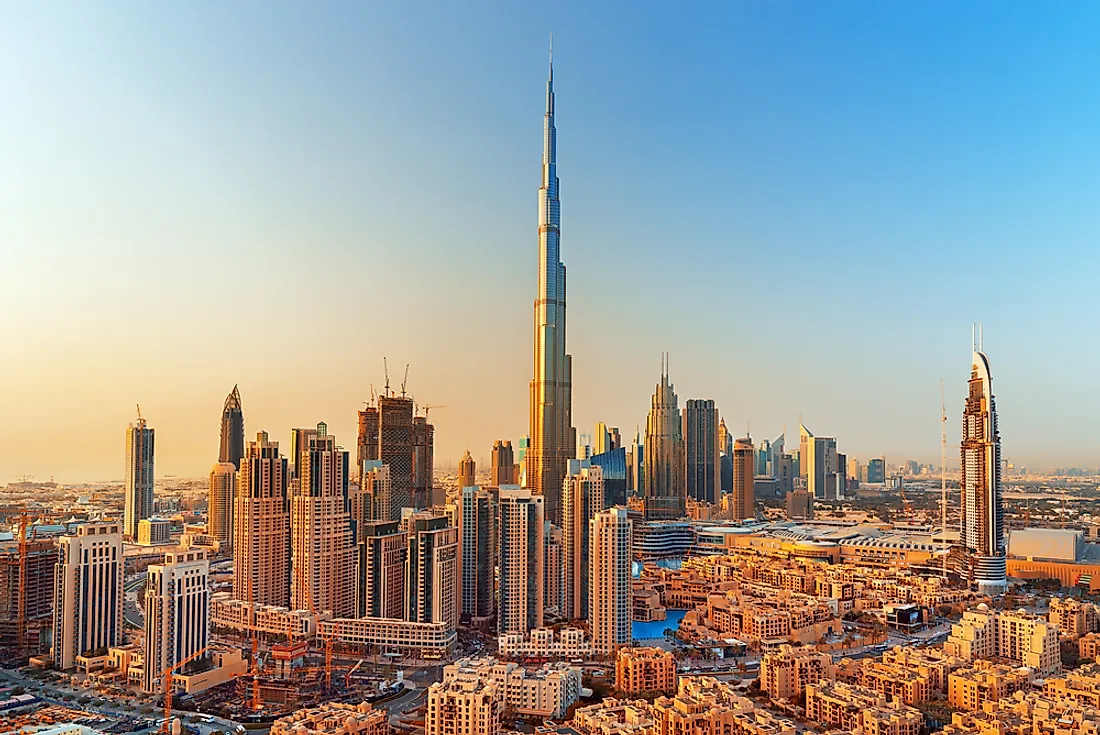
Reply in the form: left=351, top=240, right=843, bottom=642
left=632, top=609, right=686, bottom=641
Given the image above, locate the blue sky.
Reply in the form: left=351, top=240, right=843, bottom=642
left=2, top=2, right=1098, bottom=481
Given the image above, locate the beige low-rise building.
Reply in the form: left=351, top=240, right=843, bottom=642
left=616, top=647, right=676, bottom=697
left=571, top=698, right=655, bottom=735
left=945, top=605, right=1061, bottom=676
left=426, top=672, right=502, bottom=735
left=318, top=616, right=456, bottom=659
left=271, top=701, right=389, bottom=735
left=210, top=593, right=317, bottom=641
left=881, top=645, right=965, bottom=694
left=947, top=660, right=1033, bottom=712
left=498, top=627, right=592, bottom=660
left=942, top=690, right=1100, bottom=735
left=805, top=681, right=923, bottom=735
left=1080, top=632, right=1100, bottom=662
left=1049, top=597, right=1100, bottom=639
left=857, top=660, right=933, bottom=705
left=442, top=657, right=581, bottom=720
left=1044, top=662, right=1100, bottom=708
left=760, top=644, right=832, bottom=701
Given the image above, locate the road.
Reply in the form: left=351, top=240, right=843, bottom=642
left=384, top=683, right=426, bottom=724
left=125, top=572, right=148, bottom=628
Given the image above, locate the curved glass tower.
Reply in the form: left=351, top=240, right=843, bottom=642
left=961, top=346, right=1006, bottom=595
left=527, top=49, right=574, bottom=526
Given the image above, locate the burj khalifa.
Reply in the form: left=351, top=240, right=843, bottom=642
left=526, top=48, right=574, bottom=526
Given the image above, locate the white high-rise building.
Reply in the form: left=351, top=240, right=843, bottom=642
left=233, top=432, right=290, bottom=608
left=405, top=513, right=459, bottom=629
left=961, top=339, right=1006, bottom=595
left=589, top=507, right=632, bottom=654
left=498, top=487, right=544, bottom=635
left=142, top=548, right=210, bottom=692
left=124, top=417, right=155, bottom=539
left=562, top=462, right=604, bottom=620
left=52, top=522, right=124, bottom=670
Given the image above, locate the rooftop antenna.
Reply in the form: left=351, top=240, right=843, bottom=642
left=383, top=358, right=390, bottom=397
left=979, top=323, right=983, bottom=352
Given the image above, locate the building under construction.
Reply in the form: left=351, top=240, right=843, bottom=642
left=0, top=535, right=58, bottom=653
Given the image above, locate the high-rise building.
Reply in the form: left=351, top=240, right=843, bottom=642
left=576, top=434, right=592, bottom=461
left=799, top=424, right=812, bottom=484
left=406, top=513, right=459, bottom=629
left=847, top=458, right=861, bottom=485
left=233, top=432, right=290, bottom=608
left=218, top=385, right=244, bottom=470
left=589, top=508, right=632, bottom=654
left=458, top=450, right=476, bottom=490
left=459, top=487, right=497, bottom=624
left=290, top=424, right=356, bottom=617
left=544, top=522, right=563, bottom=616
left=351, top=460, right=391, bottom=527
left=491, top=440, right=517, bottom=486
left=683, top=399, right=720, bottom=504
left=356, top=406, right=379, bottom=469
left=123, top=417, right=155, bottom=540
left=207, top=462, right=236, bottom=552
left=0, top=533, right=57, bottom=651
left=52, top=522, right=124, bottom=670
left=527, top=52, right=574, bottom=528
left=142, top=549, right=209, bottom=692
left=562, top=462, right=604, bottom=620
left=498, top=487, right=544, bottom=635
left=590, top=447, right=628, bottom=508
left=961, top=344, right=1006, bottom=595
left=867, top=457, right=886, bottom=484
left=356, top=520, right=406, bottom=619
left=787, top=489, right=813, bottom=520
left=412, top=415, right=436, bottom=508
left=803, top=428, right=839, bottom=501
left=594, top=423, right=612, bottom=456
left=732, top=437, right=755, bottom=521
left=756, top=438, right=772, bottom=477
left=643, top=360, right=685, bottom=520
left=289, top=426, right=318, bottom=481
left=718, top=419, right=733, bottom=459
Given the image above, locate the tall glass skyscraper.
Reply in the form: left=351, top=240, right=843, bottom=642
left=527, top=49, right=574, bottom=526
left=218, top=385, right=244, bottom=470
left=961, top=341, right=1006, bottom=595
left=123, top=416, right=155, bottom=540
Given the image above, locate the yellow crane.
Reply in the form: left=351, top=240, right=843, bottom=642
left=161, top=645, right=210, bottom=734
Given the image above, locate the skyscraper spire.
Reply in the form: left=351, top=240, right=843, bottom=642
left=527, top=46, right=573, bottom=526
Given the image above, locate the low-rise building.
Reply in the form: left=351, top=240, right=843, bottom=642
left=1049, top=597, right=1100, bottom=639
left=1044, top=662, right=1100, bottom=708
left=271, top=702, right=388, bottom=735
left=944, top=605, right=1061, bottom=676
left=1080, top=632, right=1100, bottom=661
left=498, top=627, right=592, bottom=660
left=136, top=518, right=171, bottom=546
left=426, top=673, right=502, bottom=735
left=571, top=698, right=654, bottom=735
left=947, top=660, right=1033, bottom=712
left=615, top=647, right=676, bottom=697
left=942, top=690, right=1100, bottom=735
left=319, top=617, right=456, bottom=660
left=760, top=644, right=832, bottom=701
left=881, top=645, right=966, bottom=695
left=443, top=657, right=581, bottom=720
left=857, top=660, right=933, bottom=705
left=210, top=593, right=316, bottom=641
left=805, top=681, right=923, bottom=735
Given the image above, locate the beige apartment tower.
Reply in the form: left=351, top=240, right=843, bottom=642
left=142, top=548, right=210, bottom=692
left=356, top=520, right=407, bottom=619
left=233, top=432, right=290, bottom=608
left=590, top=507, right=632, bottom=654
left=732, top=437, right=756, bottom=520
left=208, top=462, right=236, bottom=552
left=290, top=424, right=357, bottom=617
left=498, top=487, right=545, bottom=635
left=52, top=522, right=124, bottom=670
left=562, top=462, right=604, bottom=620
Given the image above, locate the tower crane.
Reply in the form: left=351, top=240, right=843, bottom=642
left=401, top=364, right=410, bottom=398
left=419, top=404, right=447, bottom=420
left=161, top=645, right=210, bottom=734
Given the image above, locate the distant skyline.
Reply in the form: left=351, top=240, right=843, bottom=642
left=4, top=2, right=1100, bottom=482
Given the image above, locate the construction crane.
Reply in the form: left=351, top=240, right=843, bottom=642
left=400, top=364, right=410, bottom=398
left=161, top=645, right=210, bottom=734
left=345, top=659, right=364, bottom=688
left=383, top=358, right=390, bottom=397
left=292, top=546, right=335, bottom=692
left=16, top=508, right=28, bottom=655
left=419, top=404, right=447, bottom=420
left=136, top=404, right=143, bottom=422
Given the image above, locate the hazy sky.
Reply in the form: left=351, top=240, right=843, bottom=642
left=3, top=2, right=1099, bottom=483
